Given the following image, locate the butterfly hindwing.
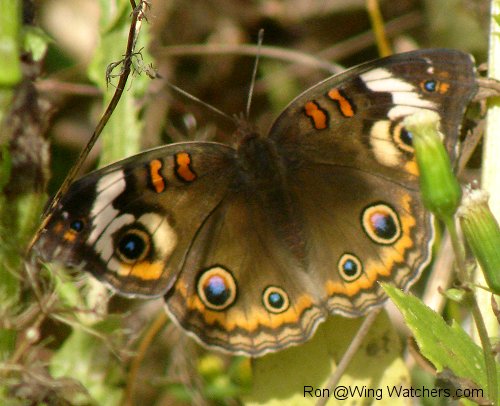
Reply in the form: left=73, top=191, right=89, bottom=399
left=166, top=190, right=328, bottom=355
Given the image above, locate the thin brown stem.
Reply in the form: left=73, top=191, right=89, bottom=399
left=27, top=0, right=149, bottom=253
left=123, top=310, right=168, bottom=406
left=315, top=308, right=381, bottom=406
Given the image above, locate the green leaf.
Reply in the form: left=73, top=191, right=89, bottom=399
left=22, top=26, right=52, bottom=62
left=49, top=328, right=124, bottom=406
left=383, top=283, right=500, bottom=395
left=0, top=328, right=16, bottom=361
left=0, top=146, right=12, bottom=193
left=0, top=0, right=22, bottom=86
left=0, top=192, right=45, bottom=305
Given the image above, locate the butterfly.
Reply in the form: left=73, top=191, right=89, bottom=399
left=33, top=49, right=478, bottom=357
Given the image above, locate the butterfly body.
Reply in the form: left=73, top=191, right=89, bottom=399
left=34, top=49, right=478, bottom=356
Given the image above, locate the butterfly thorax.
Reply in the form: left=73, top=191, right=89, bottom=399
left=236, top=132, right=286, bottom=191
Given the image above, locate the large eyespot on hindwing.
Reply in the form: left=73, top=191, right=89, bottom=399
left=361, top=203, right=402, bottom=245
left=262, top=286, right=290, bottom=314
left=197, top=266, right=237, bottom=311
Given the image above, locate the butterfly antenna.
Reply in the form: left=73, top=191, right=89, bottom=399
left=165, top=81, right=236, bottom=125
left=245, top=28, right=264, bottom=120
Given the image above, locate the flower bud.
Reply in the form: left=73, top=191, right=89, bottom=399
left=458, top=188, right=500, bottom=294
left=403, top=111, right=462, bottom=221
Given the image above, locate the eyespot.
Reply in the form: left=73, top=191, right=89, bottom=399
left=70, top=219, right=85, bottom=232
left=422, top=79, right=437, bottom=92
left=391, top=124, right=414, bottom=153
left=338, top=254, right=363, bottom=282
left=420, top=79, right=449, bottom=94
left=361, top=203, right=401, bottom=245
left=197, top=266, right=237, bottom=311
left=116, top=228, right=150, bottom=263
left=397, top=127, right=413, bottom=150
left=399, top=128, right=412, bottom=146
left=262, top=286, right=289, bottom=314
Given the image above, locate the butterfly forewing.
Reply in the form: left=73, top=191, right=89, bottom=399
left=269, top=49, right=477, bottom=171
left=35, top=142, right=238, bottom=297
